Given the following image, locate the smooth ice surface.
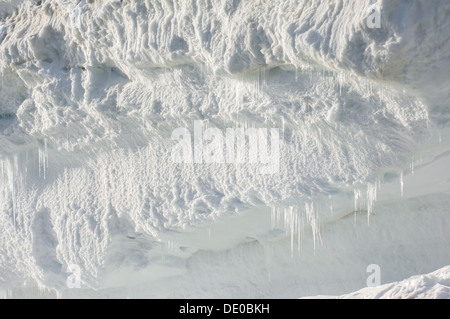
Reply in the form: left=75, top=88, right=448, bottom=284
left=0, top=0, right=449, bottom=298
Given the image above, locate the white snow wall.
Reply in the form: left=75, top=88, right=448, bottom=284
left=0, top=0, right=449, bottom=297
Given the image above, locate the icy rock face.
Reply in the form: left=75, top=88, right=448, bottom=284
left=0, top=0, right=449, bottom=296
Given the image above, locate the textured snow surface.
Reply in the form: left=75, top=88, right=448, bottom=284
left=0, top=0, right=449, bottom=298
left=329, top=266, right=450, bottom=299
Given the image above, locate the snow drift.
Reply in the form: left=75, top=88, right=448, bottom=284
left=326, top=266, right=450, bottom=299
left=0, top=0, right=449, bottom=298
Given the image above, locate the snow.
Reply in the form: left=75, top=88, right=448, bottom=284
left=0, top=0, right=449, bottom=298
left=321, top=266, right=450, bottom=299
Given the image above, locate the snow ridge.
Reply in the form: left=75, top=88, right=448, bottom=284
left=0, top=0, right=449, bottom=297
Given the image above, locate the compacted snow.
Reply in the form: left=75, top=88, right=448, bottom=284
left=0, top=0, right=449, bottom=298
left=328, top=266, right=450, bottom=299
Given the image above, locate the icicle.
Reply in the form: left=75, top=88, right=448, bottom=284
left=366, top=183, right=378, bottom=226
left=305, top=202, right=321, bottom=252
left=270, top=206, right=274, bottom=228
left=255, top=69, right=259, bottom=104
left=263, top=244, right=272, bottom=283
left=297, top=209, right=301, bottom=252
left=400, top=171, right=404, bottom=197
left=167, top=240, right=175, bottom=253
left=288, top=206, right=296, bottom=258
left=1, top=158, right=17, bottom=227
left=270, top=206, right=282, bottom=230
left=38, top=139, right=48, bottom=180
left=336, top=72, right=344, bottom=96
left=354, top=189, right=361, bottom=222
left=271, top=203, right=322, bottom=255
left=12, top=156, right=19, bottom=227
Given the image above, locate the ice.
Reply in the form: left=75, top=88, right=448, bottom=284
left=323, top=266, right=450, bottom=299
left=354, top=189, right=362, bottom=222
left=0, top=157, right=18, bottom=227
left=38, top=139, right=48, bottom=180
left=305, top=202, right=322, bottom=252
left=366, top=183, right=378, bottom=226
